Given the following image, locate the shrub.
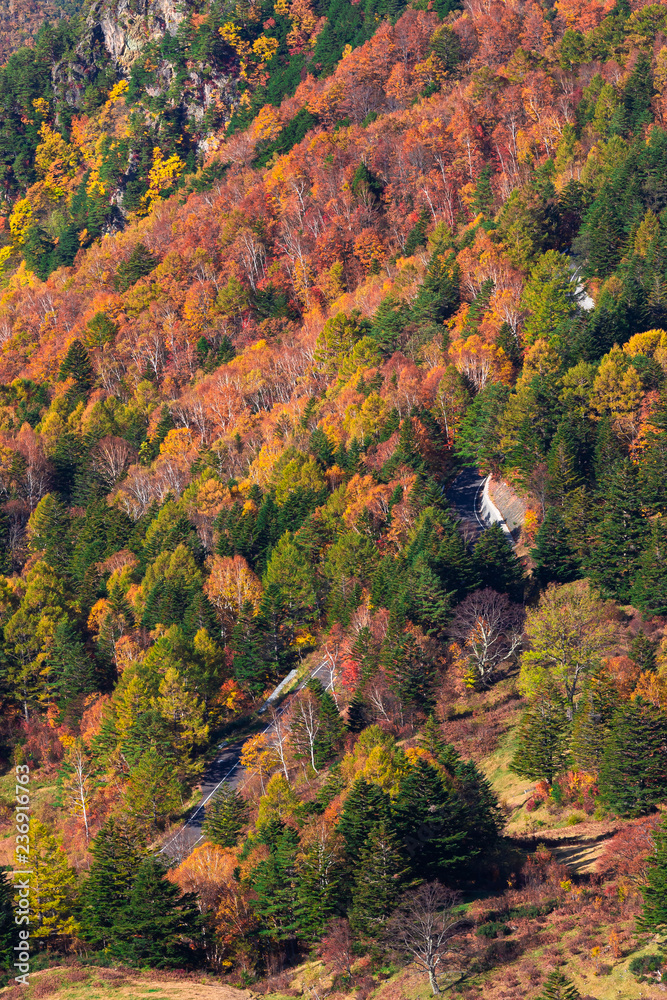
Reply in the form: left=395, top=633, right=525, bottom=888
left=629, top=953, right=663, bottom=978
left=476, top=920, right=511, bottom=938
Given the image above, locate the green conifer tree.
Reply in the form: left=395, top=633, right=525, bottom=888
left=510, top=684, right=570, bottom=785
left=587, top=459, right=648, bottom=602
left=474, top=523, right=525, bottom=600
left=639, top=817, right=667, bottom=938
left=58, top=339, right=95, bottom=400
left=631, top=518, right=667, bottom=616
left=349, top=822, right=410, bottom=936
left=599, top=701, right=667, bottom=816
left=203, top=785, right=249, bottom=848
left=392, top=759, right=470, bottom=880
left=570, top=668, right=619, bottom=772
left=532, top=507, right=580, bottom=585
left=536, top=971, right=581, bottom=1000
left=109, top=856, right=202, bottom=967
left=338, top=778, right=392, bottom=861
left=80, top=819, right=145, bottom=948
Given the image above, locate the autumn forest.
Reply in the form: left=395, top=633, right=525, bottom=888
left=0, top=0, right=665, bottom=996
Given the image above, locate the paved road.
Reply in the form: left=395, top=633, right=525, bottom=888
left=161, top=657, right=335, bottom=862
left=445, top=467, right=488, bottom=543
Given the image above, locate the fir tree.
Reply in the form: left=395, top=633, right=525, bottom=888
left=203, top=785, right=249, bottom=848
left=474, top=523, right=525, bottom=600
left=116, top=243, right=159, bottom=293
left=349, top=823, right=410, bottom=936
left=570, top=669, right=619, bottom=772
left=510, top=685, right=570, bottom=785
left=392, top=759, right=470, bottom=881
left=587, top=459, right=648, bottom=602
left=381, top=606, right=435, bottom=714
left=109, top=856, right=202, bottom=967
left=631, top=517, right=667, bottom=616
left=599, top=701, right=667, bottom=816
left=338, top=778, right=391, bottom=860
left=57, top=339, right=95, bottom=400
left=640, top=817, right=667, bottom=938
left=80, top=819, right=145, bottom=948
left=48, top=620, right=96, bottom=713
left=305, top=679, right=346, bottom=768
left=630, top=630, right=657, bottom=673
left=536, top=971, right=581, bottom=1000
left=250, top=824, right=301, bottom=945
left=532, top=506, right=580, bottom=585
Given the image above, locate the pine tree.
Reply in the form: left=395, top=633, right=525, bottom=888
left=570, top=669, right=619, bottom=772
left=305, top=679, right=346, bottom=768
left=230, top=602, right=272, bottom=695
left=58, top=338, right=95, bottom=400
left=116, top=243, right=159, bottom=292
left=0, top=868, right=15, bottom=971
left=392, top=759, right=470, bottom=881
left=536, top=971, right=581, bottom=1000
left=349, top=822, right=410, bottom=936
left=27, top=493, right=71, bottom=570
left=532, top=507, right=580, bottom=585
left=203, top=785, right=249, bottom=848
left=630, top=630, right=657, bottom=673
left=48, top=620, right=96, bottom=713
left=109, top=856, right=202, bottom=967
left=587, top=459, right=648, bottom=602
left=474, top=523, right=525, bottom=600
left=81, top=819, right=145, bottom=948
left=631, top=518, right=667, bottom=616
left=250, top=824, right=301, bottom=945
left=381, top=606, right=435, bottom=714
left=510, top=685, right=570, bottom=785
left=599, top=701, right=667, bottom=816
left=639, top=817, right=667, bottom=937
left=124, top=746, right=182, bottom=834
left=338, top=779, right=392, bottom=861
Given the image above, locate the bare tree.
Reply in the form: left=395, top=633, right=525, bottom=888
left=270, top=704, right=292, bottom=784
left=385, top=882, right=462, bottom=995
left=449, top=589, right=524, bottom=688
left=289, top=689, right=322, bottom=773
left=319, top=918, right=354, bottom=979
left=91, top=436, right=138, bottom=488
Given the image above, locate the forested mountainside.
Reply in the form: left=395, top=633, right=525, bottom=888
left=0, top=0, right=667, bottom=998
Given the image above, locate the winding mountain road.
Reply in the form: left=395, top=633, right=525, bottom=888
left=162, top=469, right=514, bottom=862
left=161, top=657, right=336, bottom=862
left=445, top=467, right=516, bottom=545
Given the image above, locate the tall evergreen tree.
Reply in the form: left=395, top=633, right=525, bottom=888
left=249, top=823, right=301, bottom=946
left=204, top=785, right=249, bottom=848
left=474, top=524, right=524, bottom=600
left=587, top=460, right=648, bottom=602
left=532, top=506, right=580, bottom=585
left=510, top=684, right=570, bottom=785
left=48, top=620, right=96, bottom=713
left=631, top=517, right=667, bottom=616
left=338, top=779, right=391, bottom=861
left=640, top=817, right=667, bottom=938
left=392, top=760, right=470, bottom=880
left=109, top=856, right=202, bottom=967
left=57, top=339, right=95, bottom=401
left=536, top=971, right=581, bottom=1000
left=349, top=823, right=410, bottom=936
left=80, top=819, right=145, bottom=948
left=570, top=668, right=619, bottom=772
left=599, top=701, right=667, bottom=816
